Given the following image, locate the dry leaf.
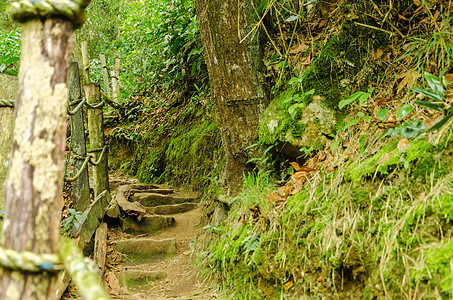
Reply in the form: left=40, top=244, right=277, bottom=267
left=290, top=43, right=309, bottom=54
left=267, top=193, right=286, bottom=203
left=107, top=272, right=120, bottom=296
left=374, top=48, right=384, bottom=60
left=444, top=73, right=453, bottom=86
left=398, top=138, right=409, bottom=151
left=290, top=162, right=302, bottom=171
left=283, top=280, right=294, bottom=291
left=377, top=152, right=391, bottom=165
left=183, top=250, right=192, bottom=255
left=396, top=69, right=419, bottom=95
left=291, top=171, right=309, bottom=183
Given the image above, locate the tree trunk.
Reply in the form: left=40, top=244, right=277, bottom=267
left=0, top=18, right=73, bottom=299
left=195, top=0, right=269, bottom=195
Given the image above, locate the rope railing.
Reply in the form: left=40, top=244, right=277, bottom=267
left=64, top=145, right=108, bottom=182
left=1, top=1, right=112, bottom=299
left=0, top=99, right=15, bottom=107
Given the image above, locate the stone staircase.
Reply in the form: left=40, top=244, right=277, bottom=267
left=104, top=182, right=211, bottom=299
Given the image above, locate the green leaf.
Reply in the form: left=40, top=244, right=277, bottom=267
left=397, top=104, right=413, bottom=121
left=4, top=57, right=19, bottom=64
left=344, top=118, right=360, bottom=129
left=330, top=140, right=339, bottom=152
left=4, top=70, right=18, bottom=76
left=413, top=100, right=443, bottom=112
left=377, top=108, right=388, bottom=121
left=364, top=116, right=371, bottom=122
left=424, top=72, right=444, bottom=97
left=358, top=92, right=371, bottom=104
left=428, top=114, right=453, bottom=132
left=339, top=92, right=363, bottom=109
left=412, top=88, right=445, bottom=102
left=305, top=89, right=315, bottom=95
left=357, top=111, right=365, bottom=117
left=401, top=120, right=426, bottom=138
left=68, top=208, right=76, bottom=214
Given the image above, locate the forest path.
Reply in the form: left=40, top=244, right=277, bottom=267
left=101, top=179, right=214, bottom=300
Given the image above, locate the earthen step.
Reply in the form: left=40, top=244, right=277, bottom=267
left=114, top=238, right=177, bottom=265
left=121, top=215, right=175, bottom=235
left=147, top=203, right=198, bottom=215
left=115, top=270, right=166, bottom=286
left=130, top=192, right=198, bottom=207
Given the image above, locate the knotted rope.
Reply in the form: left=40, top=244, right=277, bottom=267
left=9, top=0, right=92, bottom=29
left=0, top=99, right=15, bottom=107
left=0, top=246, right=63, bottom=272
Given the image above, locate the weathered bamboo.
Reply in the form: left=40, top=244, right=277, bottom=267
left=99, top=55, right=111, bottom=98
left=0, top=18, right=74, bottom=299
left=69, top=62, right=90, bottom=212
left=81, top=41, right=91, bottom=84
left=94, top=222, right=108, bottom=278
left=85, top=84, right=109, bottom=196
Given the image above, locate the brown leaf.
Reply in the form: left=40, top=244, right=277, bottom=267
left=444, top=73, right=453, bottom=86
left=291, top=171, right=309, bottom=183
left=267, top=193, right=287, bottom=203
left=396, top=69, right=419, bottom=95
left=374, top=48, right=384, bottom=60
left=290, top=162, right=302, bottom=171
left=398, top=138, right=409, bottom=151
left=107, top=272, right=120, bottom=296
left=290, top=43, right=309, bottom=54
left=284, top=280, right=294, bottom=291
left=377, top=152, right=391, bottom=165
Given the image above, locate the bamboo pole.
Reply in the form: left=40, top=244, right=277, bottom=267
left=85, top=84, right=109, bottom=196
left=99, top=55, right=111, bottom=98
left=68, top=62, right=90, bottom=212
left=81, top=41, right=91, bottom=84
left=0, top=18, right=74, bottom=299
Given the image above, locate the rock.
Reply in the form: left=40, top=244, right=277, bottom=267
left=130, top=188, right=174, bottom=195
left=259, top=94, right=336, bottom=161
left=131, top=192, right=198, bottom=207
left=121, top=215, right=175, bottom=235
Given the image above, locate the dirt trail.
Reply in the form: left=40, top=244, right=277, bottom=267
left=102, top=180, right=214, bottom=299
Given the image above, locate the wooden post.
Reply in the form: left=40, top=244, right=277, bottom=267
left=85, top=84, right=109, bottom=196
left=99, top=55, right=111, bottom=98
left=81, top=41, right=91, bottom=84
left=114, top=58, right=120, bottom=101
left=0, top=18, right=74, bottom=298
left=68, top=62, right=90, bottom=212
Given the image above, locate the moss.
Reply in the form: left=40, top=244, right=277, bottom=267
left=352, top=190, right=370, bottom=206
left=411, top=241, right=453, bottom=298
left=345, top=137, right=401, bottom=185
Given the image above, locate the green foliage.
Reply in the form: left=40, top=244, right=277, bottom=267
left=413, top=72, right=453, bottom=132
left=78, top=0, right=206, bottom=100
left=61, top=209, right=86, bottom=233
left=0, top=27, right=21, bottom=75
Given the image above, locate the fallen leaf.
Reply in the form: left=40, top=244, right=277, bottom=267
left=396, top=69, right=419, bottom=95
left=398, top=137, right=409, bottom=151
left=377, top=152, right=391, bottom=165
left=107, top=272, right=120, bottom=296
left=374, top=48, right=384, bottom=60
left=290, top=43, right=309, bottom=54
left=183, top=250, right=192, bottom=255
left=267, top=193, right=286, bottom=203
left=291, top=171, right=309, bottom=183
left=284, top=280, right=294, bottom=291
left=290, top=162, right=302, bottom=171
left=444, top=73, right=453, bottom=86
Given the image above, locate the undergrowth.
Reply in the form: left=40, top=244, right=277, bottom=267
left=198, top=122, right=453, bottom=299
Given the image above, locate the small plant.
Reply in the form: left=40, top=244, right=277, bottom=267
left=413, top=72, right=452, bottom=131
left=0, top=55, right=19, bottom=76
left=338, top=88, right=374, bottom=109
left=62, top=208, right=86, bottom=233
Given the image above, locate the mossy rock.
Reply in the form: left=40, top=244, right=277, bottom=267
left=259, top=92, right=335, bottom=160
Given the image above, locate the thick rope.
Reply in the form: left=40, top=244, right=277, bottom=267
left=9, top=0, right=92, bottom=29
left=59, top=237, right=111, bottom=300
left=0, top=246, right=63, bottom=272
left=0, top=99, right=15, bottom=107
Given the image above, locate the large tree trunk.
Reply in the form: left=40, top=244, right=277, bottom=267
left=195, top=0, right=269, bottom=195
left=0, top=18, right=73, bottom=299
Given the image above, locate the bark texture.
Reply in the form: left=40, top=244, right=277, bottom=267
left=195, top=0, right=269, bottom=194
left=0, top=18, right=73, bottom=299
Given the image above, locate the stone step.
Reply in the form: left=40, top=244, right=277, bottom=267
left=130, top=188, right=174, bottom=195
left=115, top=270, right=166, bottom=286
left=121, top=215, right=175, bottom=235
left=129, top=183, right=161, bottom=190
left=130, top=192, right=198, bottom=207
left=114, top=238, right=177, bottom=265
left=147, top=203, right=198, bottom=215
